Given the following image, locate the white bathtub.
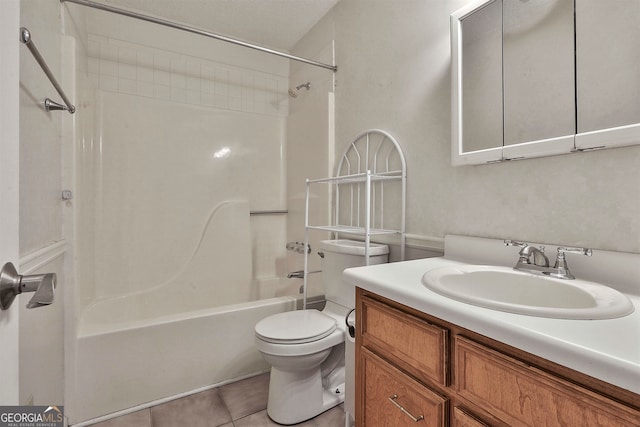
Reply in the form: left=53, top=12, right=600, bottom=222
left=70, top=295, right=297, bottom=425
left=68, top=200, right=302, bottom=424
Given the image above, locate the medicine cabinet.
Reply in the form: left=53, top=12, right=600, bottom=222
left=451, top=0, right=640, bottom=166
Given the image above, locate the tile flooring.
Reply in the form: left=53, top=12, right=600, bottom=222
left=89, top=373, right=346, bottom=427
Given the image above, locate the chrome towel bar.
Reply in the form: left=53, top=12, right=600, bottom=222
left=20, top=27, right=76, bottom=114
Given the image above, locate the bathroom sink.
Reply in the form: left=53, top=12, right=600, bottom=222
left=421, top=265, right=634, bottom=320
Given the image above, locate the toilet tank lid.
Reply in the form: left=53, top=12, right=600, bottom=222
left=320, top=239, right=389, bottom=256
left=255, top=310, right=337, bottom=344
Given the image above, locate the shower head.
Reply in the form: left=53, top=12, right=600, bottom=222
left=288, top=82, right=311, bottom=98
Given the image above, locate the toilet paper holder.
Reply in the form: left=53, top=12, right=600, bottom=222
left=345, top=308, right=356, bottom=338
left=0, top=262, right=57, bottom=310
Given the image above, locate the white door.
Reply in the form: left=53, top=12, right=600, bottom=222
left=0, top=0, right=21, bottom=405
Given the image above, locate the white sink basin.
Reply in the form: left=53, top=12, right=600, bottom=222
left=421, top=265, right=634, bottom=319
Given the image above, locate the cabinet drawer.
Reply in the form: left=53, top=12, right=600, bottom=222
left=455, top=336, right=640, bottom=427
left=361, top=295, right=448, bottom=385
left=361, top=348, right=447, bottom=427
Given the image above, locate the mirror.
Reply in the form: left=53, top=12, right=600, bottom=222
left=503, top=0, right=574, bottom=146
left=575, top=0, right=640, bottom=150
left=451, top=0, right=640, bottom=165
left=460, top=0, right=503, bottom=154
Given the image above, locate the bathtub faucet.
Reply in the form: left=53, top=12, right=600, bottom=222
left=285, top=242, right=311, bottom=254
left=287, top=269, right=321, bottom=279
left=288, top=270, right=304, bottom=279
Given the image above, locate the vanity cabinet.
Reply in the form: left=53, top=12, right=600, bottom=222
left=355, top=288, right=640, bottom=427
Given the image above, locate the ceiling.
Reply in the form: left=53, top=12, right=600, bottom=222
left=100, top=0, right=340, bottom=51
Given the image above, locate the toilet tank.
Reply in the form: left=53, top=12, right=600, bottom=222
left=320, top=239, right=389, bottom=307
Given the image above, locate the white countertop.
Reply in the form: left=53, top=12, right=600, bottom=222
left=344, top=256, right=640, bottom=395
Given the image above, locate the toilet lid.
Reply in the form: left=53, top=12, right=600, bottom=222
left=255, top=310, right=337, bottom=344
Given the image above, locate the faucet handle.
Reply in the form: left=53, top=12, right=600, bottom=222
left=504, top=239, right=528, bottom=248
left=551, top=246, right=592, bottom=279
left=556, top=246, right=592, bottom=257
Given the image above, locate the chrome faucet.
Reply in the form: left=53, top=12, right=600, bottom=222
left=504, top=240, right=592, bottom=280
left=287, top=269, right=321, bottom=279
left=504, top=240, right=549, bottom=267
left=287, top=270, right=305, bottom=279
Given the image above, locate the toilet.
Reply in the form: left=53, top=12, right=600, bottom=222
left=254, top=239, right=389, bottom=425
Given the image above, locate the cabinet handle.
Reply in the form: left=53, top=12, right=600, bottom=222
left=388, top=394, right=424, bottom=422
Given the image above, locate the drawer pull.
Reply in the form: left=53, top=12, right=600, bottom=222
left=388, top=394, right=425, bottom=422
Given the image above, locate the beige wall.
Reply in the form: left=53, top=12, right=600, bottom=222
left=294, top=0, right=640, bottom=254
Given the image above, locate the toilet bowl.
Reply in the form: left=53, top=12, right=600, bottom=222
left=255, top=306, right=347, bottom=425
left=255, top=240, right=389, bottom=425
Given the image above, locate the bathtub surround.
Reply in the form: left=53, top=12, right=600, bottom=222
left=78, top=26, right=290, bottom=308
left=285, top=40, right=336, bottom=301
left=64, top=3, right=307, bottom=423
left=85, top=34, right=289, bottom=116
left=85, top=95, right=274, bottom=301
left=78, top=200, right=253, bottom=331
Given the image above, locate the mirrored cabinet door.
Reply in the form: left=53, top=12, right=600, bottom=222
left=575, top=0, right=640, bottom=150
left=452, top=0, right=640, bottom=165
left=503, top=0, right=575, bottom=146
left=461, top=0, right=503, bottom=154
left=451, top=0, right=576, bottom=165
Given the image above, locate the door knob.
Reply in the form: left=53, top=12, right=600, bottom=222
left=0, top=262, right=56, bottom=310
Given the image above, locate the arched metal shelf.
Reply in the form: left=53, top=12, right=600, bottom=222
left=302, top=129, right=407, bottom=308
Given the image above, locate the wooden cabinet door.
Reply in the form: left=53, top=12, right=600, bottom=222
left=453, top=407, right=491, bottom=427
left=360, top=348, right=447, bottom=427
left=455, top=336, right=640, bottom=427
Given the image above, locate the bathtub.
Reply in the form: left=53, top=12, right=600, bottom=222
left=70, top=295, right=298, bottom=425
left=68, top=200, right=302, bottom=424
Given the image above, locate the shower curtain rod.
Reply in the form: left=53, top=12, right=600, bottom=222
left=61, top=0, right=338, bottom=72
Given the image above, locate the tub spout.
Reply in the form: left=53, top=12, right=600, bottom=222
left=287, top=270, right=304, bottom=279
left=287, top=269, right=321, bottom=279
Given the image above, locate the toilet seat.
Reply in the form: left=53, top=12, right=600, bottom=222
left=255, top=310, right=337, bottom=344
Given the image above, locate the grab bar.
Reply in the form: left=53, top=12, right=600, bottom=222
left=250, top=210, right=288, bottom=216
left=20, top=27, right=76, bottom=114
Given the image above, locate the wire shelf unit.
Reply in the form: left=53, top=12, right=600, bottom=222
left=302, top=129, right=407, bottom=308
